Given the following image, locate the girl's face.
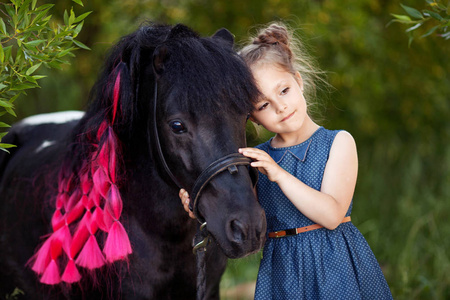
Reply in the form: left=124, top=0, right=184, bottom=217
left=250, top=64, right=309, bottom=136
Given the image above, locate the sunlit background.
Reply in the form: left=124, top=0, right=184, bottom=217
left=3, top=0, right=449, bottom=299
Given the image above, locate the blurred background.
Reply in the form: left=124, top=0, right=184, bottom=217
left=2, top=0, right=449, bottom=299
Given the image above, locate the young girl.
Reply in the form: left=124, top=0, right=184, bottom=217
left=180, top=22, right=392, bottom=299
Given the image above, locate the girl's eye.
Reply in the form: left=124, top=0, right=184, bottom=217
left=281, top=87, right=290, bottom=95
left=169, top=120, right=187, bottom=134
left=258, top=102, right=269, bottom=111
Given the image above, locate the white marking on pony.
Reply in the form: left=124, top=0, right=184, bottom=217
left=21, top=111, right=85, bottom=126
left=35, top=140, right=56, bottom=153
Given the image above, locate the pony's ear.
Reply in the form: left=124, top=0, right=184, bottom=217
left=212, top=28, right=234, bottom=48
left=153, top=45, right=169, bottom=76
left=168, top=24, right=199, bottom=39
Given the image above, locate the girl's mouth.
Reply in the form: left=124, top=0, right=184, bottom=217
left=281, top=111, right=295, bottom=122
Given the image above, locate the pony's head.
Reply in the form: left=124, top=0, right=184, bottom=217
left=149, top=24, right=266, bottom=258
left=29, top=23, right=266, bottom=285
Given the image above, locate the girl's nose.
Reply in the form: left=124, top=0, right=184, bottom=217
left=276, top=101, right=287, bottom=113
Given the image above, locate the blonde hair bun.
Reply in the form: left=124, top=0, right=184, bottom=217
left=254, top=24, right=290, bottom=47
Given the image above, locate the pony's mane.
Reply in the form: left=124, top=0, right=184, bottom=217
left=29, top=23, right=260, bottom=285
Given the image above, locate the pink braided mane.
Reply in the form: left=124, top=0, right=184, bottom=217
left=29, top=70, right=132, bottom=285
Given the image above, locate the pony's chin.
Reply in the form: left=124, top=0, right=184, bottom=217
left=223, top=248, right=261, bottom=259
left=214, top=237, right=265, bottom=259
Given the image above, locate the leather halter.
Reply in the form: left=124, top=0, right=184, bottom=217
left=152, top=80, right=258, bottom=224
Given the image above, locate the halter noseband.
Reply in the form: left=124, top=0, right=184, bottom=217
left=152, top=79, right=258, bottom=224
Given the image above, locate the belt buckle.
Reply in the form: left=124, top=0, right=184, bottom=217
left=284, top=228, right=298, bottom=237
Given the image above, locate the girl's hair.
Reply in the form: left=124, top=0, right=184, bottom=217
left=239, top=22, right=329, bottom=119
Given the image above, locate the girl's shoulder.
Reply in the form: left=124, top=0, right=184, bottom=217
left=329, top=130, right=356, bottom=151
left=327, top=129, right=358, bottom=169
left=318, top=127, right=355, bottom=147
left=312, top=128, right=357, bottom=163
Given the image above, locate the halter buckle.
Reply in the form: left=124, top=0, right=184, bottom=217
left=193, top=222, right=210, bottom=254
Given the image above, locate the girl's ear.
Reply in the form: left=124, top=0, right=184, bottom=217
left=295, top=71, right=304, bottom=92
left=248, top=115, right=259, bottom=125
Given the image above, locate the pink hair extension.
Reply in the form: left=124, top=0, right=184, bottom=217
left=29, top=70, right=132, bottom=285
left=61, top=259, right=81, bottom=283
left=112, top=71, right=121, bottom=123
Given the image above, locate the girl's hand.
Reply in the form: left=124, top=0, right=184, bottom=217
left=179, top=189, right=196, bottom=219
left=239, top=147, right=287, bottom=183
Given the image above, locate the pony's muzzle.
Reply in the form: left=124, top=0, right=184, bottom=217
left=226, top=218, right=248, bottom=244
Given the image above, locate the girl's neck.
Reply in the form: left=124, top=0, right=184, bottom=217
left=270, top=119, right=320, bottom=148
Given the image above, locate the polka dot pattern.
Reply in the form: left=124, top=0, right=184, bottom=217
left=254, top=127, right=392, bottom=300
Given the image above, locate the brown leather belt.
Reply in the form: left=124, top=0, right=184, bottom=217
left=268, top=216, right=351, bottom=238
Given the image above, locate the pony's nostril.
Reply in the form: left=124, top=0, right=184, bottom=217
left=227, top=219, right=248, bottom=243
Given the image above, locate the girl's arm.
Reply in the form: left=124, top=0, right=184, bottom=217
left=239, top=131, right=358, bottom=230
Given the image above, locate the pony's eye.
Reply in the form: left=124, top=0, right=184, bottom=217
left=169, top=120, right=187, bottom=134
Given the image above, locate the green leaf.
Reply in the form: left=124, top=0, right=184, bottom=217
left=73, top=39, right=90, bottom=50
left=74, top=12, right=91, bottom=23
left=8, top=93, right=20, bottom=104
left=423, top=10, right=444, bottom=21
left=26, top=62, right=42, bottom=75
left=73, top=21, right=84, bottom=36
left=24, top=39, right=46, bottom=47
left=46, top=61, right=63, bottom=69
left=421, top=25, right=440, bottom=38
left=56, top=47, right=76, bottom=58
left=32, top=75, right=47, bottom=80
left=0, top=43, right=3, bottom=63
left=0, top=148, right=11, bottom=154
left=10, top=83, right=37, bottom=91
left=391, top=14, right=412, bottom=22
left=5, top=4, right=15, bottom=19
left=0, top=122, right=11, bottom=128
left=0, top=143, right=16, bottom=149
left=5, top=106, right=17, bottom=117
left=3, top=45, right=12, bottom=63
left=63, top=10, right=69, bottom=26
left=0, top=18, right=6, bottom=35
left=0, top=99, right=14, bottom=108
left=0, top=143, right=17, bottom=149
left=32, top=0, right=37, bottom=10
left=69, top=8, right=75, bottom=26
left=401, top=4, right=423, bottom=19
left=0, top=83, right=7, bottom=90
left=408, top=34, right=414, bottom=47
left=72, top=0, right=84, bottom=6
left=35, top=4, right=54, bottom=12
left=441, top=31, right=450, bottom=40
left=437, top=3, right=447, bottom=11
left=18, top=0, right=32, bottom=23
left=406, top=22, right=422, bottom=32
left=31, top=7, right=52, bottom=25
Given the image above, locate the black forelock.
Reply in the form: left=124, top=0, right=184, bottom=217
left=158, top=32, right=260, bottom=116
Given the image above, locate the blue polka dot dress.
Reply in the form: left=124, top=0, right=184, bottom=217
left=254, top=127, right=392, bottom=300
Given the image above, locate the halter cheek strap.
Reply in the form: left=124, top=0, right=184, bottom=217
left=152, top=80, right=184, bottom=189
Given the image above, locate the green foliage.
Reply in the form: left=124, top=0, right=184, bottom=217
left=389, top=1, right=450, bottom=45
left=0, top=0, right=90, bottom=152
left=4, top=288, right=24, bottom=300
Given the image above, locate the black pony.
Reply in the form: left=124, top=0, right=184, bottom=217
left=0, top=23, right=266, bottom=299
